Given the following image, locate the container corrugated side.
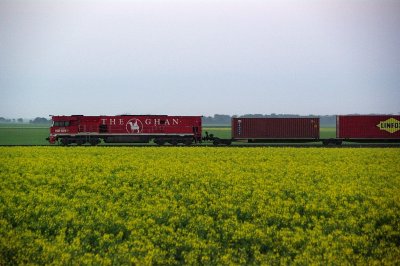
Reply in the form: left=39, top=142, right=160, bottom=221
left=232, top=118, right=320, bottom=139
left=337, top=115, right=400, bottom=139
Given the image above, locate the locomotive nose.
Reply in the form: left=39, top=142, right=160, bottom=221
left=47, top=136, right=56, bottom=144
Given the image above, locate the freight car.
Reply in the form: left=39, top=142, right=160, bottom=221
left=209, top=115, right=400, bottom=145
left=207, top=117, right=333, bottom=145
left=47, top=115, right=202, bottom=145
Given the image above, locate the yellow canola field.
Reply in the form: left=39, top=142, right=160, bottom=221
left=0, top=147, right=399, bottom=265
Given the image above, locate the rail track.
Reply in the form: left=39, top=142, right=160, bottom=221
left=1, top=144, right=400, bottom=148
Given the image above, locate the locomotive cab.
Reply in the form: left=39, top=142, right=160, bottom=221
left=48, top=116, right=77, bottom=144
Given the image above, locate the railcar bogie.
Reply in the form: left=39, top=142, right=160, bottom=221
left=322, top=138, right=341, bottom=146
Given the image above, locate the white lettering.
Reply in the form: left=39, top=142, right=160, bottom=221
left=110, top=119, right=116, bottom=125
left=154, top=119, right=161, bottom=125
left=101, top=118, right=107, bottom=125
left=164, top=120, right=170, bottom=125
left=145, top=119, right=152, bottom=125
left=119, top=119, right=124, bottom=125
left=173, top=119, right=179, bottom=125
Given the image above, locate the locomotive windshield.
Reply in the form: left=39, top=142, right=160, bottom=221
left=53, top=121, right=70, bottom=127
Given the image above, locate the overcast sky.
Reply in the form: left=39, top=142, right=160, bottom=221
left=1, top=0, right=399, bottom=118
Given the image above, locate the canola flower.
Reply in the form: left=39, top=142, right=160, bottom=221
left=0, top=147, right=399, bottom=265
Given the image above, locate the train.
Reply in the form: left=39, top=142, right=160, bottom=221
left=47, top=114, right=400, bottom=146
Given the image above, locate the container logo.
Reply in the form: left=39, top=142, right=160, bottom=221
left=126, top=118, right=143, bottom=133
left=237, top=120, right=242, bottom=135
left=376, top=118, right=400, bottom=133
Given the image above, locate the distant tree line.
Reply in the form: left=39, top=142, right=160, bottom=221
left=202, top=114, right=337, bottom=127
left=0, top=117, right=51, bottom=124
left=30, top=117, right=51, bottom=124
left=0, top=115, right=336, bottom=126
left=0, top=117, right=23, bottom=123
left=2, top=113, right=397, bottom=127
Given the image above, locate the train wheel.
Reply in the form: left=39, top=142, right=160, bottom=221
left=184, top=139, right=193, bottom=146
left=90, top=138, right=100, bottom=146
left=213, top=139, right=220, bottom=146
left=170, top=139, right=178, bottom=146
left=76, top=139, right=84, bottom=146
left=61, top=138, right=69, bottom=146
left=154, top=138, right=165, bottom=145
left=224, top=140, right=232, bottom=146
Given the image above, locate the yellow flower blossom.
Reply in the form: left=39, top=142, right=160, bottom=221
left=0, top=147, right=399, bottom=264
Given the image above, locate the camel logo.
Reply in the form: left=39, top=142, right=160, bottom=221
left=126, top=118, right=143, bottom=133
left=377, top=118, right=400, bottom=133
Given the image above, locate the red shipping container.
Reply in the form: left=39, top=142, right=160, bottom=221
left=232, top=118, right=320, bottom=139
left=337, top=115, right=400, bottom=139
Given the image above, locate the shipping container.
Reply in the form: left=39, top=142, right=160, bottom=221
left=232, top=118, right=320, bottom=141
left=337, top=115, right=400, bottom=140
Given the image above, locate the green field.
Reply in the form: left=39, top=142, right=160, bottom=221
left=0, top=124, right=336, bottom=145
left=1, top=147, right=399, bottom=264
left=0, top=124, right=50, bottom=145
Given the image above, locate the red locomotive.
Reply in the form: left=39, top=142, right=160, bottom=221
left=48, top=115, right=202, bottom=145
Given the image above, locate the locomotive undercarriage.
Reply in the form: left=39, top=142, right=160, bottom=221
left=57, top=135, right=196, bottom=146
left=59, top=136, right=101, bottom=146
left=153, top=136, right=194, bottom=146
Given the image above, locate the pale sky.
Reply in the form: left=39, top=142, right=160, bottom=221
left=1, top=0, right=399, bottom=118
